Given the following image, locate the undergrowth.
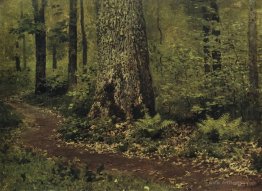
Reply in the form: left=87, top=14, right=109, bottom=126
left=0, top=143, right=176, bottom=191
left=0, top=101, right=21, bottom=129
left=0, top=104, right=176, bottom=191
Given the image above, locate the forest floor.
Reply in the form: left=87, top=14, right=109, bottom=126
left=7, top=100, right=262, bottom=191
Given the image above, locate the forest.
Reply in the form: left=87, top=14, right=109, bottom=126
left=0, top=0, right=262, bottom=190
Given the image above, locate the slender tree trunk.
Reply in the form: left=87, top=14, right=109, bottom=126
left=22, top=35, right=27, bottom=69
left=21, top=1, right=27, bottom=69
left=202, top=0, right=221, bottom=72
left=248, top=0, right=260, bottom=122
left=157, top=0, right=163, bottom=75
left=32, top=0, right=47, bottom=94
left=202, top=5, right=211, bottom=73
left=15, top=41, right=21, bottom=72
left=89, top=0, right=155, bottom=121
left=210, top=1, right=221, bottom=71
left=52, top=45, right=57, bottom=70
left=80, top=0, right=87, bottom=73
left=68, top=0, right=77, bottom=86
left=157, top=0, right=163, bottom=45
left=95, top=0, right=101, bottom=68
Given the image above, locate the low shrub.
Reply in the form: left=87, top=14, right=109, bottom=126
left=59, top=117, right=117, bottom=143
left=197, top=114, right=249, bottom=142
left=45, top=75, right=68, bottom=96
left=184, top=114, right=251, bottom=158
left=132, top=114, right=174, bottom=141
left=0, top=101, right=21, bottom=129
left=59, top=117, right=90, bottom=141
left=0, top=69, right=32, bottom=97
left=0, top=144, right=174, bottom=191
left=251, top=151, right=262, bottom=172
left=66, top=70, right=95, bottom=117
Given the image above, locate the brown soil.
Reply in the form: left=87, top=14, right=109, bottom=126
left=8, top=101, right=262, bottom=191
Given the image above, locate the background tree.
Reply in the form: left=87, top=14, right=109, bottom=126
left=14, top=41, right=22, bottom=72
left=20, top=1, right=27, bottom=70
left=48, top=20, right=67, bottom=70
left=68, top=0, right=77, bottom=87
left=89, top=0, right=155, bottom=121
left=248, top=0, right=260, bottom=124
left=32, top=0, right=47, bottom=94
left=80, top=0, right=87, bottom=72
left=156, top=0, right=163, bottom=75
left=202, top=0, right=221, bottom=72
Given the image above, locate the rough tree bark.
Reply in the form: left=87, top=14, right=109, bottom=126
left=202, top=0, right=221, bottom=72
left=89, top=0, right=155, bottom=121
left=80, top=0, right=87, bottom=72
left=248, top=0, right=260, bottom=122
left=68, top=0, right=77, bottom=86
left=32, top=0, right=47, bottom=94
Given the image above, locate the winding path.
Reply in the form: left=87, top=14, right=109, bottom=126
left=9, top=101, right=262, bottom=191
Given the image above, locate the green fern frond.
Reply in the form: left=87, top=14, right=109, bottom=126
left=197, top=113, right=245, bottom=141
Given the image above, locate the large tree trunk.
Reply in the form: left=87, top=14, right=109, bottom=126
left=32, top=0, right=47, bottom=94
left=89, top=0, right=155, bottom=121
left=248, top=0, right=260, bottom=122
left=202, top=0, right=221, bottom=72
left=68, top=0, right=78, bottom=87
left=80, top=0, right=87, bottom=72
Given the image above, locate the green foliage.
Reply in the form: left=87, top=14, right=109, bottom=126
left=59, top=117, right=90, bottom=141
left=0, top=69, right=32, bottom=97
left=197, top=114, right=247, bottom=142
left=0, top=121, right=94, bottom=191
left=0, top=101, right=21, bottom=129
left=0, top=126, right=172, bottom=191
left=66, top=69, right=96, bottom=117
left=59, top=116, right=118, bottom=144
left=45, top=74, right=68, bottom=96
left=24, top=69, right=95, bottom=117
left=89, top=117, right=118, bottom=143
left=91, top=174, right=176, bottom=191
left=183, top=114, right=252, bottom=158
left=10, top=14, right=35, bottom=36
left=0, top=145, right=173, bottom=191
left=48, top=20, right=68, bottom=45
left=59, top=114, right=182, bottom=157
left=251, top=151, right=262, bottom=172
left=133, top=114, right=174, bottom=140
left=0, top=147, right=91, bottom=191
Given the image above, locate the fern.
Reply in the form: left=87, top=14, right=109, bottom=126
left=134, top=114, right=174, bottom=140
left=197, top=114, right=244, bottom=141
